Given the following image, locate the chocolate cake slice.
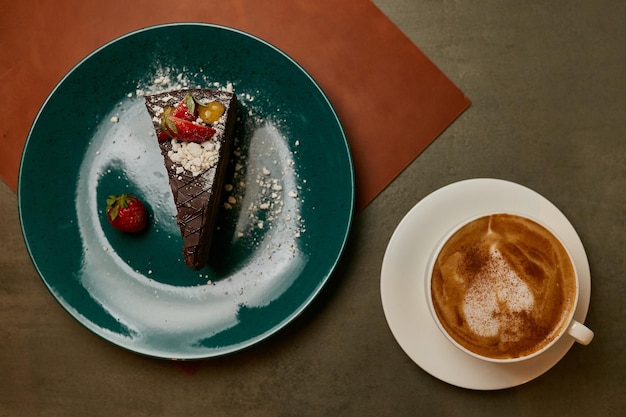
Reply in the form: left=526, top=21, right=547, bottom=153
left=144, top=88, right=237, bottom=269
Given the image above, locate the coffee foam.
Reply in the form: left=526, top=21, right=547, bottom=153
left=430, top=214, right=577, bottom=360
left=463, top=249, right=535, bottom=339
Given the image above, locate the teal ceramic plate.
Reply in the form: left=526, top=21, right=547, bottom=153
left=18, top=24, right=354, bottom=359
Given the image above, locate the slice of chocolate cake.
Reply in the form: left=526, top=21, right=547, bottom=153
left=144, top=88, right=237, bottom=270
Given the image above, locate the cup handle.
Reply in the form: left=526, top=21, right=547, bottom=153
left=568, top=320, right=594, bottom=345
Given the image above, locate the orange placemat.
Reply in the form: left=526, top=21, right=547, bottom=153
left=0, top=0, right=469, bottom=211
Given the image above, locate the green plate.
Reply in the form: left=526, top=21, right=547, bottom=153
left=18, top=24, right=354, bottom=359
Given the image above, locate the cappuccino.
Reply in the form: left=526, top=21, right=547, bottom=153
left=429, top=213, right=577, bottom=360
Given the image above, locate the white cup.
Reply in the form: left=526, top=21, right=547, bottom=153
left=425, top=212, right=594, bottom=363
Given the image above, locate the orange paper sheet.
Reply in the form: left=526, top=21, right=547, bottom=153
left=0, top=0, right=469, bottom=211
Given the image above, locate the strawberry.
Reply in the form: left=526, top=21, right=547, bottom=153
left=106, top=194, right=148, bottom=233
left=158, top=94, right=217, bottom=142
left=161, top=116, right=216, bottom=143
left=171, top=94, right=197, bottom=121
left=157, top=130, right=171, bottom=141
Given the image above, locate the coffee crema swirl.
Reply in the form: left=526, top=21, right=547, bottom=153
left=430, top=214, right=577, bottom=360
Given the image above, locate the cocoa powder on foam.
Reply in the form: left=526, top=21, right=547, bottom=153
left=431, top=214, right=577, bottom=360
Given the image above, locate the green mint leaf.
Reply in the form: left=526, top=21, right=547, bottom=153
left=185, top=94, right=196, bottom=116
left=165, top=117, right=177, bottom=135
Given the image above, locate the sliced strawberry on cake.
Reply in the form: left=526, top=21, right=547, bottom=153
left=161, top=114, right=216, bottom=143
left=144, top=88, right=238, bottom=270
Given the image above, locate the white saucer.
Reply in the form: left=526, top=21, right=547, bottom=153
left=380, top=178, right=592, bottom=390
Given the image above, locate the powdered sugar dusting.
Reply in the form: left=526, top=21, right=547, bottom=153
left=224, top=122, right=306, bottom=244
